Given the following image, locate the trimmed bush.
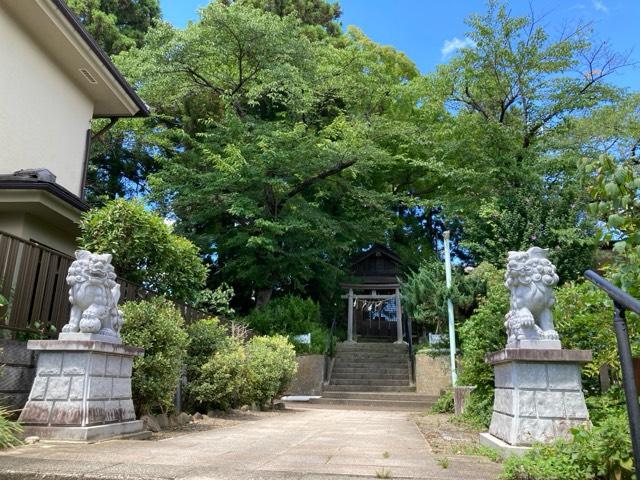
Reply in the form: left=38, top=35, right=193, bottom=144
left=244, top=296, right=327, bottom=354
left=121, top=297, right=189, bottom=414
left=188, top=339, right=246, bottom=411
left=185, top=317, right=229, bottom=374
left=244, top=335, right=298, bottom=406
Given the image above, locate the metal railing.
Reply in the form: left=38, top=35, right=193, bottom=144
left=585, top=269, right=640, bottom=475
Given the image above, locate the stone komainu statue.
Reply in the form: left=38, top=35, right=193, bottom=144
left=504, top=247, right=560, bottom=346
left=61, top=250, right=124, bottom=338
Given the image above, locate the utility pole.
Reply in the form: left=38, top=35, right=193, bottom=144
left=443, top=231, right=458, bottom=384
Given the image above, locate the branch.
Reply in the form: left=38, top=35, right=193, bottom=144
left=285, top=158, right=357, bottom=200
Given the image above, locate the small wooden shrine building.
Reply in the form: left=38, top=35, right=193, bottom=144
left=341, top=244, right=404, bottom=343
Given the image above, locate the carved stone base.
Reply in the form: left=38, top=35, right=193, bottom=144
left=505, top=339, right=561, bottom=350
left=19, top=340, right=144, bottom=441
left=485, top=348, right=592, bottom=446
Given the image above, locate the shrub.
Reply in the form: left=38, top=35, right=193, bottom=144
left=244, top=296, right=327, bottom=354
left=185, top=317, right=229, bottom=374
left=0, top=405, right=21, bottom=449
left=502, top=413, right=634, bottom=480
left=79, top=198, right=207, bottom=302
left=456, top=263, right=508, bottom=427
left=184, top=317, right=238, bottom=411
left=555, top=281, right=640, bottom=390
left=243, top=335, right=297, bottom=406
left=188, top=339, right=246, bottom=411
left=430, top=390, right=454, bottom=414
left=121, top=297, right=189, bottom=414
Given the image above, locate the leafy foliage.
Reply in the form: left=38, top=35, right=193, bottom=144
left=430, top=390, right=454, bottom=414
left=582, top=145, right=640, bottom=297
left=67, top=0, right=160, bottom=55
left=244, top=295, right=326, bottom=353
left=243, top=335, right=298, bottom=406
left=502, top=413, right=634, bottom=480
left=121, top=297, right=189, bottom=414
left=401, top=259, right=449, bottom=331
left=0, top=404, right=22, bottom=449
left=554, top=281, right=640, bottom=388
left=454, top=263, right=509, bottom=427
left=195, top=283, right=236, bottom=318
left=188, top=338, right=246, bottom=411
left=79, top=199, right=208, bottom=302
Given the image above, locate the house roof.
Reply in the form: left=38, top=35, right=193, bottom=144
left=2, top=0, right=149, bottom=118
left=0, top=171, right=89, bottom=212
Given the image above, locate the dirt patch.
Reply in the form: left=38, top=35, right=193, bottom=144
left=148, top=408, right=298, bottom=441
left=411, top=412, right=499, bottom=460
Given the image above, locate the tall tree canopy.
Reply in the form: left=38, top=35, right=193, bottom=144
left=67, top=0, right=161, bottom=55
left=117, top=2, right=416, bottom=307
left=426, top=1, right=628, bottom=279
left=107, top=0, right=633, bottom=311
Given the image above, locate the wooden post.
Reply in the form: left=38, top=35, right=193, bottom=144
left=346, top=288, right=355, bottom=343
left=395, top=288, right=403, bottom=343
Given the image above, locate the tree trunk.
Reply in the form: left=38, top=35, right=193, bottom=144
left=255, top=288, right=273, bottom=308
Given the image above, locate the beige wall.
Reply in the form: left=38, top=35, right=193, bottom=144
left=415, top=352, right=452, bottom=396
left=0, top=212, right=78, bottom=257
left=0, top=6, right=94, bottom=197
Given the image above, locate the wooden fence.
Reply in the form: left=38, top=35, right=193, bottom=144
left=0, top=230, right=208, bottom=338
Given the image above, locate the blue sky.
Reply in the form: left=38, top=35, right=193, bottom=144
left=159, top=0, right=640, bottom=90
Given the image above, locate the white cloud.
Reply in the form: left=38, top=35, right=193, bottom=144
left=592, top=0, right=609, bottom=13
left=441, top=37, right=476, bottom=59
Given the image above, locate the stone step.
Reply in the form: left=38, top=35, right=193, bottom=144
left=334, top=362, right=408, bottom=370
left=330, top=378, right=411, bottom=386
left=320, top=391, right=437, bottom=402
left=331, top=367, right=409, bottom=374
left=336, top=343, right=408, bottom=352
left=324, top=384, right=416, bottom=392
left=309, top=397, right=432, bottom=410
left=335, top=352, right=407, bottom=359
left=330, top=372, right=409, bottom=381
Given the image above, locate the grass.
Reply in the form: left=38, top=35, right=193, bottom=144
left=463, top=444, right=502, bottom=463
left=437, top=457, right=449, bottom=469
left=382, top=451, right=390, bottom=459
left=375, top=468, right=392, bottom=478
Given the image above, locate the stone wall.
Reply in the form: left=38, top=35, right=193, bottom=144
left=415, top=351, right=451, bottom=395
left=286, top=354, right=324, bottom=396
left=0, top=339, right=35, bottom=410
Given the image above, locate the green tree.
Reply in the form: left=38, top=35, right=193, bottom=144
left=67, top=0, right=160, bottom=55
left=223, top=0, right=342, bottom=36
left=429, top=1, right=627, bottom=275
left=78, top=198, right=208, bottom=302
left=116, top=3, right=416, bottom=307
left=579, top=94, right=640, bottom=295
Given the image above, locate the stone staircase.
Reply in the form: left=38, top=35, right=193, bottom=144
left=311, top=342, right=437, bottom=410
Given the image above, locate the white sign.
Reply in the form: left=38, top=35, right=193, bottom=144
left=293, top=333, right=311, bottom=345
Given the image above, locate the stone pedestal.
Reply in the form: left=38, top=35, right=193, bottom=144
left=18, top=339, right=144, bottom=442
left=484, top=348, right=592, bottom=447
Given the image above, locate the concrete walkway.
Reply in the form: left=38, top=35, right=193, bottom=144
left=0, top=407, right=501, bottom=479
